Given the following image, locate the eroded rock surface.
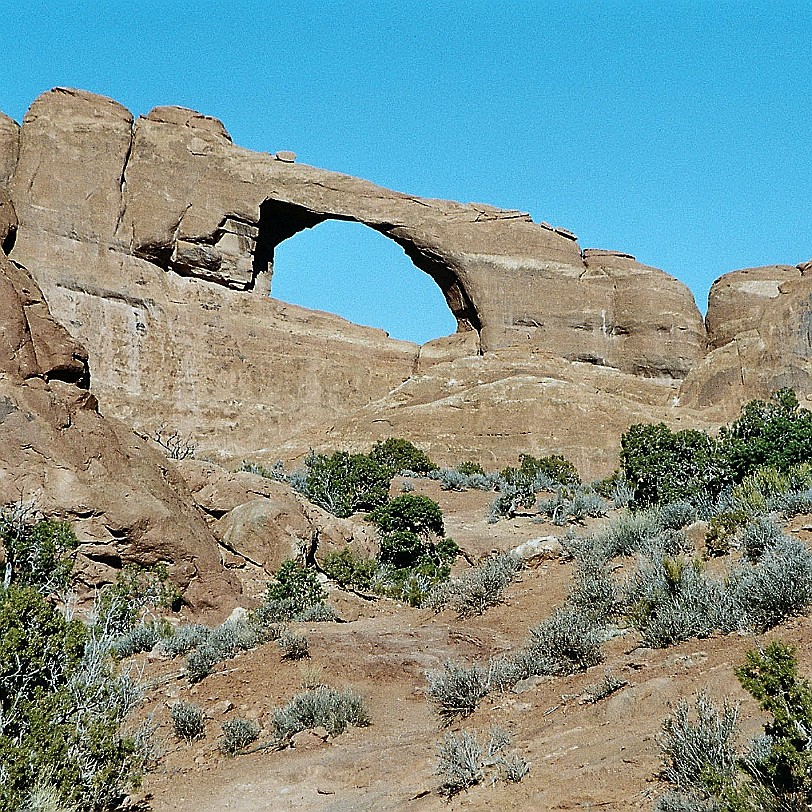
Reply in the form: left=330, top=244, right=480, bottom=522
left=0, top=248, right=236, bottom=611
left=1, top=87, right=809, bottom=473
left=680, top=262, right=812, bottom=413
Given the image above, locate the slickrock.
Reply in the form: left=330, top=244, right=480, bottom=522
left=680, top=262, right=812, bottom=413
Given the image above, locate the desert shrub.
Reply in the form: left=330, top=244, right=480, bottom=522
left=110, top=621, right=165, bottom=659
left=239, top=459, right=288, bottom=482
left=705, top=510, right=747, bottom=558
left=170, top=701, right=205, bottom=742
left=220, top=718, right=260, bottom=755
left=0, top=585, right=146, bottom=811
left=659, top=501, right=697, bottom=531
left=624, top=556, right=725, bottom=648
left=658, top=693, right=739, bottom=798
left=152, top=424, right=196, bottom=460
left=436, top=728, right=528, bottom=797
left=272, top=687, right=370, bottom=743
left=423, top=553, right=522, bottom=618
left=487, top=481, right=536, bottom=522
left=488, top=454, right=580, bottom=522
left=261, top=559, right=329, bottom=621
left=739, top=516, right=785, bottom=563
left=537, top=488, right=608, bottom=525
left=369, top=437, right=437, bottom=474
left=656, top=642, right=812, bottom=810
left=160, top=623, right=209, bottom=657
left=457, top=461, right=485, bottom=477
left=0, top=504, right=78, bottom=594
left=525, top=605, right=604, bottom=675
left=94, top=563, right=181, bottom=640
left=654, top=791, right=720, bottom=812
left=568, top=559, right=621, bottom=620
left=303, top=450, right=392, bottom=517
left=726, top=537, right=812, bottom=633
left=321, top=548, right=380, bottom=591
left=435, top=468, right=470, bottom=491
left=583, top=671, right=628, bottom=703
left=425, top=661, right=491, bottom=724
left=183, top=616, right=280, bottom=683
left=600, top=508, right=678, bottom=559
left=776, top=489, right=812, bottom=519
left=278, top=629, right=309, bottom=660
left=369, top=494, right=444, bottom=538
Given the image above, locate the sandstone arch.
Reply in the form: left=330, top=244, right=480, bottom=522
left=252, top=198, right=482, bottom=334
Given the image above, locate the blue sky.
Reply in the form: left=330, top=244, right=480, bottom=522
left=3, top=0, right=811, bottom=343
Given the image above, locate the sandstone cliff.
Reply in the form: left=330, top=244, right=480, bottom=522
left=0, top=213, right=236, bottom=609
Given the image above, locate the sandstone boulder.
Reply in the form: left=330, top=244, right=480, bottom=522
left=680, top=264, right=812, bottom=412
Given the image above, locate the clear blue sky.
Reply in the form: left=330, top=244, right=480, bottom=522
left=3, top=1, right=811, bottom=343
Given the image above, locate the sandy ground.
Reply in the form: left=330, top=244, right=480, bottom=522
left=132, top=484, right=812, bottom=811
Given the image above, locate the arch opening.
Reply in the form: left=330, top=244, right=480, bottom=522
left=252, top=199, right=480, bottom=344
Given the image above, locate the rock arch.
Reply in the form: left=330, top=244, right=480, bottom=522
left=251, top=198, right=482, bottom=334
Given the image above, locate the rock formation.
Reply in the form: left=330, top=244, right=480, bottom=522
left=680, top=262, right=812, bottom=413
left=3, top=88, right=713, bottom=465
left=0, top=86, right=809, bottom=475
left=0, top=235, right=235, bottom=610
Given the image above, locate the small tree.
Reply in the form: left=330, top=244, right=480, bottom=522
left=369, top=438, right=437, bottom=474
left=369, top=495, right=444, bottom=538
left=0, top=504, right=77, bottom=594
left=304, top=451, right=391, bottom=518
left=734, top=641, right=812, bottom=805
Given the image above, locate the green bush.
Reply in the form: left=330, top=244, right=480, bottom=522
left=456, top=461, right=485, bottom=477
left=734, top=641, right=812, bottom=805
left=502, top=453, right=580, bottom=488
left=369, top=494, right=444, bottom=538
left=320, top=548, right=380, bottom=591
left=263, top=560, right=327, bottom=619
left=721, top=388, right=812, bottom=481
left=369, top=437, right=437, bottom=474
left=621, top=390, right=812, bottom=509
left=0, top=505, right=78, bottom=594
left=0, top=585, right=145, bottom=811
left=621, top=423, right=732, bottom=507
left=304, top=450, right=392, bottom=517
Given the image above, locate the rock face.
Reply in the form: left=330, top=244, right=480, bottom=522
left=680, top=262, right=812, bottom=413
left=4, top=88, right=708, bottom=463
left=0, top=247, right=236, bottom=612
